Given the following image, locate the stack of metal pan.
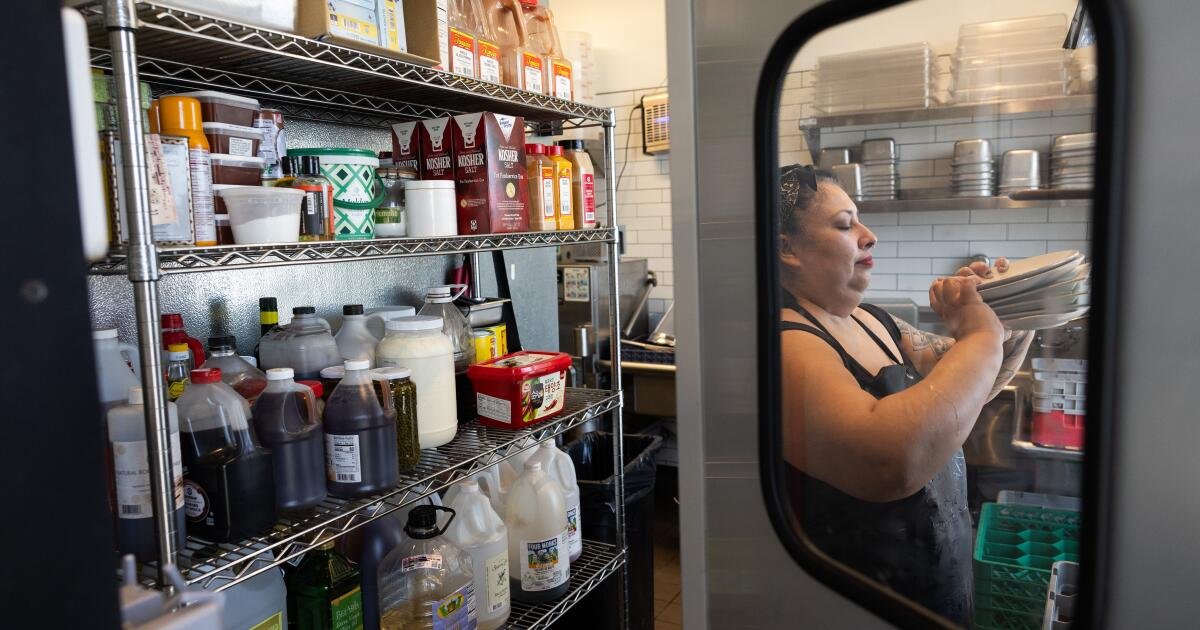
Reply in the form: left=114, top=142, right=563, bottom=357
left=860, top=138, right=898, bottom=200
left=1050, top=132, right=1095, bottom=190
left=951, top=138, right=995, bottom=197
left=998, top=149, right=1041, bottom=194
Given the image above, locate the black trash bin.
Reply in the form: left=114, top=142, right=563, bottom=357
left=558, top=432, right=664, bottom=630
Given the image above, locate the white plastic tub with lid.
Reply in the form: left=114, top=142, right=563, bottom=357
left=216, top=186, right=303, bottom=244
left=376, top=316, right=458, bottom=449
left=405, top=179, right=458, bottom=237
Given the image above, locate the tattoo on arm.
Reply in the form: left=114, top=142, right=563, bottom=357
left=893, top=316, right=955, bottom=369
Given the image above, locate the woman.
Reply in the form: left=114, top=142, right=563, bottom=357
left=778, top=165, right=1033, bottom=624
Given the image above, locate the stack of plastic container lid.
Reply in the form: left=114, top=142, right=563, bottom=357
left=950, top=14, right=1071, bottom=104
left=1030, top=357, right=1086, bottom=450
left=1050, top=132, right=1096, bottom=190
left=813, top=42, right=935, bottom=114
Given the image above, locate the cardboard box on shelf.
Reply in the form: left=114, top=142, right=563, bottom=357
left=297, top=0, right=442, bottom=67
left=452, top=112, right=529, bottom=234
left=418, top=117, right=456, bottom=180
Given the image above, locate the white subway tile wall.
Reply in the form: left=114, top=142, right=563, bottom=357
left=779, top=67, right=1095, bottom=307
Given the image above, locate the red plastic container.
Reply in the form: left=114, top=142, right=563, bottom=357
left=1031, top=409, right=1085, bottom=450
left=467, top=351, right=572, bottom=429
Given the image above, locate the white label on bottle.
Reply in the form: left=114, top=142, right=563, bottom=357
left=524, top=65, right=543, bottom=94
left=558, top=176, right=572, bottom=217
left=476, top=393, right=511, bottom=423
left=226, top=136, right=254, bottom=157
left=449, top=28, right=475, bottom=78
left=189, top=148, right=216, bottom=243
left=479, top=55, right=501, bottom=83
left=170, top=431, right=184, bottom=510
left=541, top=176, right=555, bottom=218
left=566, top=506, right=582, bottom=556
left=325, top=433, right=363, bottom=483
left=485, top=550, right=510, bottom=613
left=401, top=553, right=444, bottom=572
left=521, top=533, right=568, bottom=591
left=113, top=440, right=151, bottom=519
left=555, top=74, right=572, bottom=100
left=582, top=173, right=596, bottom=224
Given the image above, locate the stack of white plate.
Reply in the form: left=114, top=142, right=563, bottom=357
left=950, top=14, right=1071, bottom=104
left=860, top=138, right=897, bottom=200
left=977, top=250, right=1090, bottom=330
left=952, top=138, right=995, bottom=197
left=814, top=43, right=935, bottom=114
left=1051, top=132, right=1095, bottom=190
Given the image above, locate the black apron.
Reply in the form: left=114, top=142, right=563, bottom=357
left=782, top=293, right=973, bottom=625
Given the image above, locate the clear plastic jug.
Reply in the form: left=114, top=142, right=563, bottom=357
left=378, top=505, right=477, bottom=630
left=505, top=459, right=570, bottom=603
left=213, top=562, right=288, bottom=630
left=528, top=441, right=582, bottom=562
left=94, top=328, right=141, bottom=411
left=520, top=0, right=573, bottom=99
left=107, top=386, right=187, bottom=562
left=259, top=306, right=342, bottom=379
left=251, top=368, right=327, bottom=511
left=418, top=285, right=475, bottom=368
left=445, top=480, right=510, bottom=629
left=176, top=367, right=276, bottom=542
left=444, top=460, right=511, bottom=519
left=324, top=360, right=399, bottom=498
left=205, top=335, right=267, bottom=402
left=335, top=304, right=378, bottom=366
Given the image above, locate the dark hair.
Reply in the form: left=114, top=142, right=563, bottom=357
left=779, top=164, right=840, bottom=235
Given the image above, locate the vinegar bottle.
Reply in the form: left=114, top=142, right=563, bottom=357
left=377, top=505, right=477, bottom=630
left=445, top=480, right=510, bottom=629
left=528, top=440, right=583, bottom=562
left=505, top=459, right=570, bottom=603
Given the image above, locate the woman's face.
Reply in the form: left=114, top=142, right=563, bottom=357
left=780, top=182, right=877, bottom=308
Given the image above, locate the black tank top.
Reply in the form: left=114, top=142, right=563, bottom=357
left=782, top=293, right=973, bottom=625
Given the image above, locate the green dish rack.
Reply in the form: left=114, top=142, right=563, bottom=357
left=973, top=502, right=1081, bottom=630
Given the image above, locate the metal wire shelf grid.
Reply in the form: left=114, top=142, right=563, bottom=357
left=507, top=541, right=626, bottom=630
left=90, top=228, right=617, bottom=275
left=80, top=1, right=612, bottom=126
left=145, top=389, right=620, bottom=591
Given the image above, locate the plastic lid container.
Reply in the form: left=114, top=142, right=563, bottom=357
left=210, top=154, right=266, bottom=168
left=385, top=315, right=444, bottom=332
left=179, top=90, right=261, bottom=126
left=371, top=366, right=413, bottom=380
left=211, top=153, right=267, bottom=186
left=216, top=186, right=304, bottom=244
left=344, top=359, right=371, bottom=371
left=468, top=351, right=573, bottom=429
left=405, top=179, right=456, bottom=190
left=202, top=122, right=264, bottom=158
left=320, top=366, right=346, bottom=379
left=266, top=367, right=295, bottom=380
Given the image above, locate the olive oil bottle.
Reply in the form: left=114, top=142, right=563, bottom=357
left=285, top=541, right=364, bottom=630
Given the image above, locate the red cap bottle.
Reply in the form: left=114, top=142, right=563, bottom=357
left=190, top=368, right=222, bottom=384
left=525, top=143, right=546, bottom=154
left=162, top=313, right=206, bottom=367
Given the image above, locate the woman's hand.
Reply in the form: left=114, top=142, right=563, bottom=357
left=954, top=257, right=1010, bottom=281
left=929, top=274, right=1003, bottom=342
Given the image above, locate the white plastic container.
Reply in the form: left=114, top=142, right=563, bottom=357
left=216, top=186, right=304, bottom=244
left=505, top=459, right=570, bottom=603
left=334, top=304, right=378, bottom=366
left=444, top=460, right=512, bottom=519
left=528, top=441, right=583, bottom=562
left=364, top=305, right=417, bottom=339
left=405, top=179, right=458, bottom=237
left=93, top=328, right=141, bottom=411
left=376, top=316, right=458, bottom=449
left=445, top=480, right=511, bottom=630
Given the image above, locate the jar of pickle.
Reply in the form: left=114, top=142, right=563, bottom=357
left=371, top=366, right=420, bottom=471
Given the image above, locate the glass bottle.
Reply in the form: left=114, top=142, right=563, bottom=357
left=285, top=541, right=364, bottom=630
left=165, top=342, right=192, bottom=402
left=293, top=155, right=335, bottom=241
left=255, top=296, right=279, bottom=364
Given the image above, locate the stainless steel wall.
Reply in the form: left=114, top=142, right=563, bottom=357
left=88, top=119, right=560, bottom=354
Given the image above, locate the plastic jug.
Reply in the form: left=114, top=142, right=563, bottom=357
left=488, top=0, right=540, bottom=92
left=364, top=305, right=417, bottom=340
left=205, top=335, right=267, bottom=402
left=93, top=328, right=141, bottom=411
left=324, top=360, right=399, bottom=498
left=444, top=460, right=511, bottom=519
left=519, top=0, right=573, bottom=100
left=376, top=316, right=458, bottom=450
left=107, top=386, right=187, bottom=563
left=335, top=304, right=378, bottom=366
left=418, top=285, right=474, bottom=368
left=161, top=313, right=206, bottom=367
left=176, top=367, right=276, bottom=542
left=259, top=306, right=341, bottom=379
left=445, top=480, right=510, bottom=629
left=251, top=368, right=327, bottom=512
left=215, top=563, right=288, bottom=630
left=505, top=459, right=570, bottom=603
left=337, top=495, right=441, bottom=630
left=527, top=441, right=583, bottom=562
left=377, top=505, right=477, bottom=630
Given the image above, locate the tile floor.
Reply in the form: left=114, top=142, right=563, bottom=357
left=653, top=471, right=683, bottom=629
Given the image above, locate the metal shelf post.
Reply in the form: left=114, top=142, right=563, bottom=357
left=105, top=0, right=178, bottom=582
left=603, top=110, right=630, bottom=629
